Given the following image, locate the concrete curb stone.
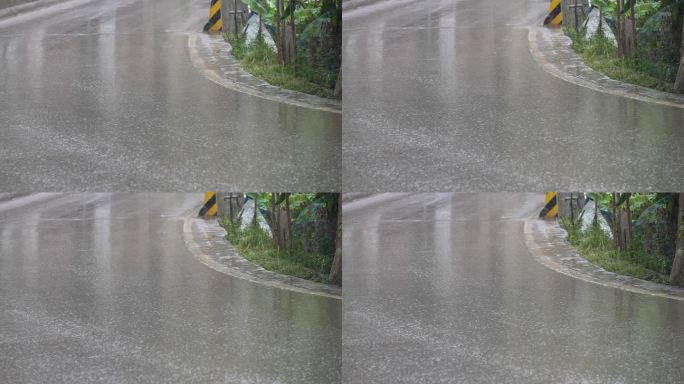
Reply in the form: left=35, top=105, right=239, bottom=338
left=183, top=214, right=342, bottom=300
left=524, top=215, right=684, bottom=302
left=528, top=23, right=684, bottom=109
left=188, top=32, right=341, bottom=114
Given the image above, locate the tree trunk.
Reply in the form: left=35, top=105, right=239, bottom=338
left=227, top=193, right=233, bottom=221
left=275, top=0, right=284, bottom=64
left=673, top=4, right=684, bottom=63
left=329, top=199, right=342, bottom=285
left=674, top=15, right=684, bottom=93
left=289, top=0, right=297, bottom=66
left=252, top=194, right=258, bottom=226
left=670, top=194, right=684, bottom=285
left=630, top=3, right=637, bottom=54
left=334, top=68, right=342, bottom=99
left=271, top=193, right=281, bottom=248
left=621, top=193, right=632, bottom=251
left=283, top=23, right=296, bottom=64
left=285, top=194, right=292, bottom=258
left=328, top=194, right=339, bottom=253
left=616, top=0, right=626, bottom=58
left=257, top=12, right=263, bottom=40
left=623, top=13, right=636, bottom=58
left=612, top=193, right=620, bottom=249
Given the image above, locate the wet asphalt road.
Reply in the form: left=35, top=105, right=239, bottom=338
left=0, top=194, right=341, bottom=383
left=343, top=0, right=684, bottom=192
left=0, top=0, right=340, bottom=192
left=343, top=193, right=684, bottom=383
left=0, top=0, right=34, bottom=10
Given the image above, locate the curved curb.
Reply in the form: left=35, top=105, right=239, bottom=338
left=524, top=214, right=684, bottom=302
left=528, top=23, right=684, bottom=110
left=182, top=214, right=342, bottom=300
left=187, top=32, right=341, bottom=115
left=342, top=0, right=408, bottom=13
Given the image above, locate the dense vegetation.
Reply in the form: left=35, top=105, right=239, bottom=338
left=226, top=0, right=342, bottom=98
left=561, top=193, right=684, bottom=286
left=567, top=0, right=684, bottom=93
left=220, top=193, right=341, bottom=285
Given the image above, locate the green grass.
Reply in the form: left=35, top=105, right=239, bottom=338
left=219, top=218, right=332, bottom=283
left=563, top=220, right=671, bottom=285
left=568, top=31, right=676, bottom=93
left=225, top=33, right=337, bottom=99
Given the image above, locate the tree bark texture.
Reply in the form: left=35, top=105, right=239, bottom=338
left=329, top=199, right=342, bottom=285
left=669, top=194, right=684, bottom=285
left=674, top=15, right=684, bottom=93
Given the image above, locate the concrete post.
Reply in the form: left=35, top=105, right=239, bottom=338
left=557, top=192, right=585, bottom=222
left=562, top=0, right=590, bottom=31
left=217, top=193, right=245, bottom=221
left=222, top=0, right=249, bottom=36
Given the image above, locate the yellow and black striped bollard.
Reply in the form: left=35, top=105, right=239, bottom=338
left=539, top=192, right=558, bottom=219
left=199, top=192, right=218, bottom=218
left=543, top=0, right=562, bottom=26
left=203, top=0, right=222, bottom=33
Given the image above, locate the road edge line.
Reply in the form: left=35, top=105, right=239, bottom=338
left=523, top=214, right=684, bottom=302
left=182, top=213, right=342, bottom=300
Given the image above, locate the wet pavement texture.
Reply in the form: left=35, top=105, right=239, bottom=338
left=0, top=0, right=340, bottom=191
left=0, top=0, right=34, bottom=11
left=530, top=26, right=684, bottom=108
left=190, top=33, right=342, bottom=113
left=343, top=0, right=684, bottom=192
left=0, top=194, right=341, bottom=383
left=343, top=193, right=684, bottom=383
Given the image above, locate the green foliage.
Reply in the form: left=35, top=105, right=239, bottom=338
left=591, top=0, right=666, bottom=21
left=227, top=33, right=246, bottom=59
left=564, top=222, right=670, bottom=284
left=218, top=193, right=338, bottom=283
left=235, top=0, right=341, bottom=91
left=240, top=0, right=277, bottom=23
left=247, top=60, right=337, bottom=97
left=569, top=31, right=676, bottom=91
left=592, top=0, right=615, bottom=15
left=639, top=0, right=683, bottom=31
left=243, top=38, right=279, bottom=66
left=567, top=1, right=684, bottom=91
left=224, top=32, right=337, bottom=97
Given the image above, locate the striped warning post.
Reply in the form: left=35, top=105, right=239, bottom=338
left=203, top=0, right=222, bottom=33
left=543, top=0, right=562, bottom=26
left=198, top=192, right=218, bottom=218
left=539, top=192, right=558, bottom=219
